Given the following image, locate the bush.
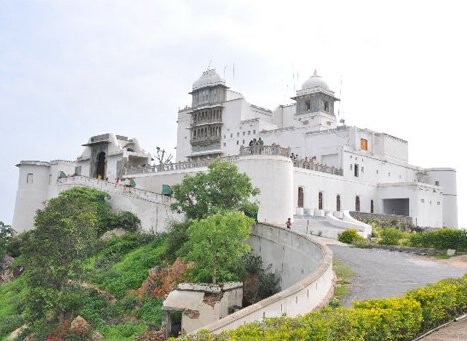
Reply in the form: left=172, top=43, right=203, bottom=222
left=136, top=296, right=164, bottom=326
left=409, top=229, right=467, bottom=251
left=351, top=238, right=372, bottom=249
left=338, top=229, right=364, bottom=244
left=165, top=220, right=191, bottom=262
left=110, top=211, right=141, bottom=232
left=378, top=228, right=407, bottom=246
left=175, top=274, right=467, bottom=341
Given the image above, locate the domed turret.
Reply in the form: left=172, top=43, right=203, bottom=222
left=192, top=69, right=225, bottom=91
left=301, top=70, right=329, bottom=90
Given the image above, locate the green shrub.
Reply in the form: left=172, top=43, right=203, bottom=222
left=407, top=276, right=467, bottom=330
left=379, top=228, right=407, bottom=245
left=338, top=229, right=364, bottom=244
left=136, top=296, right=164, bottom=326
left=351, top=238, right=372, bottom=248
left=110, top=211, right=141, bottom=232
left=175, top=274, right=467, bottom=341
left=409, top=229, right=467, bottom=251
left=98, top=322, right=147, bottom=341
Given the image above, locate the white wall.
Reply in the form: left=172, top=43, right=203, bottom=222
left=201, top=223, right=333, bottom=334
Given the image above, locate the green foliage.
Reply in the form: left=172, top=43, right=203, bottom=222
left=136, top=296, right=164, bottom=326
left=407, top=276, right=467, bottom=330
left=89, top=234, right=167, bottom=298
left=408, top=228, right=467, bottom=251
left=241, top=252, right=281, bottom=305
left=98, top=322, right=147, bottom=340
left=0, top=276, right=27, bottom=338
left=0, top=220, right=15, bottom=259
left=165, top=219, right=192, bottom=262
left=378, top=228, right=408, bottom=246
left=338, top=229, right=364, bottom=244
left=110, top=211, right=141, bottom=232
left=351, top=238, right=372, bottom=248
left=184, top=211, right=254, bottom=284
left=22, top=187, right=100, bottom=323
left=176, top=274, right=467, bottom=341
left=171, top=160, right=260, bottom=220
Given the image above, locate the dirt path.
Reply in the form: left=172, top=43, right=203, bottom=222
left=421, top=255, right=467, bottom=270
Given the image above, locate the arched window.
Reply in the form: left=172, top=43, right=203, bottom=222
left=355, top=196, right=361, bottom=212
left=336, top=195, right=341, bottom=212
left=371, top=200, right=374, bottom=213
left=298, top=187, right=304, bottom=208
left=318, top=192, right=323, bottom=210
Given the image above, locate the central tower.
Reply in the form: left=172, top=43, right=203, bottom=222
left=291, top=70, right=340, bottom=131
left=188, top=69, right=228, bottom=160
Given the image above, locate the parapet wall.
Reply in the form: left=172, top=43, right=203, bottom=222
left=200, top=223, right=333, bottom=334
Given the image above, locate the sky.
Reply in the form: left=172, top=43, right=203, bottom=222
left=0, top=0, right=465, bottom=228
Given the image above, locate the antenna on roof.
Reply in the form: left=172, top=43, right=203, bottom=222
left=337, top=75, right=345, bottom=125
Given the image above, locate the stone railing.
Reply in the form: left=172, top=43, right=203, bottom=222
left=124, top=156, right=239, bottom=175
left=239, top=145, right=290, bottom=157
left=57, top=176, right=172, bottom=205
left=199, top=223, right=334, bottom=334
left=293, top=160, right=343, bottom=176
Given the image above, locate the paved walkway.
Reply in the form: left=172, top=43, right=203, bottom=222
left=421, top=317, right=467, bottom=340
left=328, top=245, right=467, bottom=307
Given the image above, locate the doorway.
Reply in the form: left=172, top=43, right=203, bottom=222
left=96, top=152, right=106, bottom=179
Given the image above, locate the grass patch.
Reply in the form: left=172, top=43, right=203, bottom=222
left=98, top=322, right=147, bottom=341
left=0, top=276, right=27, bottom=338
left=331, top=258, right=355, bottom=307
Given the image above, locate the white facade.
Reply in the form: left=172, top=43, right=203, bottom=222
left=12, top=68, right=458, bottom=233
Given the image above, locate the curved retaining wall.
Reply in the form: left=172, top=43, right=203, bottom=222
left=199, top=223, right=334, bottom=334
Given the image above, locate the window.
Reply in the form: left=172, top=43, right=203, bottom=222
left=350, top=164, right=353, bottom=170
left=361, top=167, right=364, bottom=173
left=305, top=99, right=311, bottom=111
left=360, top=138, right=368, bottom=151
left=49, top=174, right=52, bottom=185
left=237, top=132, right=240, bottom=137
left=376, top=170, right=379, bottom=174
left=223, top=142, right=226, bottom=147
left=253, top=130, right=256, bottom=134
left=27, top=173, right=33, bottom=184
left=336, top=195, right=341, bottom=211
left=248, top=131, right=251, bottom=135
left=318, top=192, right=323, bottom=210
left=421, top=199, right=425, bottom=203
left=243, top=131, right=245, bottom=136
left=437, top=202, right=440, bottom=205
left=435, top=181, right=439, bottom=186
left=355, top=196, right=360, bottom=212
left=371, top=200, right=374, bottom=213
left=230, top=133, right=233, bottom=138
left=242, top=139, right=245, bottom=144
left=223, top=135, right=226, bottom=139
left=237, top=140, right=239, bottom=145
left=354, top=164, right=359, bottom=177
left=388, top=172, right=391, bottom=177
left=324, top=101, right=329, bottom=112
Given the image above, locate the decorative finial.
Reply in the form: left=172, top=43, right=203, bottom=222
left=313, top=69, right=319, bottom=76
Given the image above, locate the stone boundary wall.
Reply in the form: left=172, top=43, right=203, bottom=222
left=350, top=211, right=413, bottom=226
left=199, top=223, right=334, bottom=334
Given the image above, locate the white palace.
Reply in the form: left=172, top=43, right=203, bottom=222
left=12, top=69, right=458, bottom=237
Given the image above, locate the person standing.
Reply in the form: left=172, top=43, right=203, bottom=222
left=286, top=217, right=292, bottom=229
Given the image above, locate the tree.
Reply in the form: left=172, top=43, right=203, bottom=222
left=171, top=160, right=260, bottom=220
left=155, top=146, right=173, bottom=166
left=0, top=221, right=15, bottom=259
left=184, top=211, right=254, bottom=284
left=22, top=187, right=100, bottom=323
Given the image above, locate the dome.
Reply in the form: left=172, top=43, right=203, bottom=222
left=301, top=70, right=329, bottom=90
left=192, top=69, right=225, bottom=90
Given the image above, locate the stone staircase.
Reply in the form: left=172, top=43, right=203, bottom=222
left=57, top=176, right=172, bottom=206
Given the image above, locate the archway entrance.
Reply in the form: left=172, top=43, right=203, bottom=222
left=355, top=196, right=361, bottom=212
left=298, top=187, right=304, bottom=208
left=96, top=152, right=106, bottom=179
left=336, top=195, right=341, bottom=212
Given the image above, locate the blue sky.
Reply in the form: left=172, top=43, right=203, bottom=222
left=1, top=0, right=466, bottom=227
